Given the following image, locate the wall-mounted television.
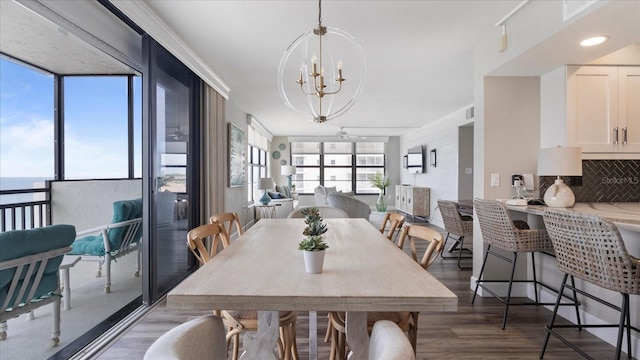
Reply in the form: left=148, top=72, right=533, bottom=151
left=404, top=145, right=425, bottom=174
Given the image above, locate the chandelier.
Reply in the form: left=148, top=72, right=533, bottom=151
left=278, top=0, right=366, bottom=123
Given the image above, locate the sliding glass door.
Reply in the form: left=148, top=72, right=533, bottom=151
left=142, top=35, right=200, bottom=304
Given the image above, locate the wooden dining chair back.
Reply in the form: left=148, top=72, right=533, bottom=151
left=144, top=314, right=227, bottom=360
left=378, top=212, right=405, bottom=242
left=437, top=200, right=473, bottom=269
left=328, top=224, right=440, bottom=360
left=397, top=224, right=444, bottom=270
left=540, top=209, right=640, bottom=359
left=186, top=223, right=229, bottom=265
left=209, top=212, right=242, bottom=243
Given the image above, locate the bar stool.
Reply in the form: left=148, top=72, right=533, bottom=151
left=438, top=200, right=473, bottom=270
left=541, top=209, right=640, bottom=360
left=472, top=199, right=579, bottom=330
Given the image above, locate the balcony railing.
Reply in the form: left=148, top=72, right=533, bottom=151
left=0, top=188, right=50, bottom=232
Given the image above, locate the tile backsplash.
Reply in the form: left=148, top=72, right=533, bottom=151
left=539, top=160, right=639, bottom=202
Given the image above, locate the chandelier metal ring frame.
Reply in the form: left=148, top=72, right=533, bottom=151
left=277, top=0, right=367, bottom=123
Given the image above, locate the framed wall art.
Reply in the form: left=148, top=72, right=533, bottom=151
left=228, top=123, right=246, bottom=187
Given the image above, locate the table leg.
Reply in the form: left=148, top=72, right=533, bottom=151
left=345, top=311, right=369, bottom=360
left=309, top=311, right=317, bottom=360
left=240, top=311, right=279, bottom=360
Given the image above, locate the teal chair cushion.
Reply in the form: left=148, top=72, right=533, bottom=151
left=0, top=224, right=75, bottom=305
left=69, top=198, right=142, bottom=256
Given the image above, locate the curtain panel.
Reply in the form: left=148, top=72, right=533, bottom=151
left=201, top=85, right=226, bottom=223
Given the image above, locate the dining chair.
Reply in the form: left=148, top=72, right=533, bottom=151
left=472, top=198, right=579, bottom=330
left=541, top=209, right=639, bottom=360
left=327, top=224, right=443, bottom=360
left=186, top=223, right=229, bottom=264
left=378, top=212, right=405, bottom=242
left=368, top=320, right=416, bottom=360
left=143, top=314, right=227, bottom=360
left=190, top=220, right=299, bottom=360
left=209, top=212, right=243, bottom=243
left=437, top=200, right=472, bottom=270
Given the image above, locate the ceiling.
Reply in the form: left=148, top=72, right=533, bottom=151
left=0, top=1, right=134, bottom=75
left=2, top=1, right=639, bottom=138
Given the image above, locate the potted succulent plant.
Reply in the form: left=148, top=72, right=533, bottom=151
left=298, top=207, right=329, bottom=273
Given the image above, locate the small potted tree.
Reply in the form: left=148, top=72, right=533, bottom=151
left=370, top=171, right=390, bottom=212
left=298, top=207, right=329, bottom=273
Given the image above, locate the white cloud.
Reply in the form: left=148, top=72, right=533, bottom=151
left=1, top=116, right=128, bottom=178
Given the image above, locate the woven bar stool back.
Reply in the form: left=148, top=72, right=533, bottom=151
left=439, top=200, right=473, bottom=238
left=474, top=199, right=553, bottom=253
left=543, top=209, right=639, bottom=295
left=438, top=200, right=473, bottom=269
left=541, top=209, right=640, bottom=359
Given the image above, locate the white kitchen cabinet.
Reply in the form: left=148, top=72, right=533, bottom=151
left=395, top=185, right=430, bottom=218
left=566, top=65, right=640, bottom=154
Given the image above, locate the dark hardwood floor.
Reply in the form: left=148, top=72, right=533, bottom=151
left=95, top=224, right=627, bottom=360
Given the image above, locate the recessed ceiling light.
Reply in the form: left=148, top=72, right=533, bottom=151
left=580, top=36, right=609, bottom=47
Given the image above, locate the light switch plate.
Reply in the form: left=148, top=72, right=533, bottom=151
left=491, top=173, right=500, bottom=187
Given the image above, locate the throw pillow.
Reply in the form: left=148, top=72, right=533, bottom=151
left=268, top=191, right=284, bottom=199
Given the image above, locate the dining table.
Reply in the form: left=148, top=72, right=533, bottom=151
left=167, top=218, right=458, bottom=360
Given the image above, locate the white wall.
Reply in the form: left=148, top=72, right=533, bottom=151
left=399, top=106, right=473, bottom=229
left=51, top=179, right=141, bottom=231
left=225, top=101, right=254, bottom=226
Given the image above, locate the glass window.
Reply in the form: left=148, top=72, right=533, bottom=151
left=355, top=142, right=385, bottom=194
left=291, top=141, right=385, bottom=194
left=133, top=76, right=142, bottom=178
left=0, top=58, right=55, bottom=184
left=64, top=76, right=129, bottom=179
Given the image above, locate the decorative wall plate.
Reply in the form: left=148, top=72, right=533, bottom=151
left=272, top=151, right=281, bottom=159
left=279, top=143, right=287, bottom=150
left=280, top=159, right=287, bottom=165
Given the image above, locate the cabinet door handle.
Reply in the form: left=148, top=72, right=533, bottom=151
left=623, top=127, right=627, bottom=145
left=613, top=127, right=619, bottom=144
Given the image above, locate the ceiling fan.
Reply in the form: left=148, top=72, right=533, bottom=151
left=336, top=127, right=366, bottom=140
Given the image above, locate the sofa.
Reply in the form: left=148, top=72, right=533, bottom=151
left=314, top=185, right=338, bottom=206
left=327, top=192, right=371, bottom=219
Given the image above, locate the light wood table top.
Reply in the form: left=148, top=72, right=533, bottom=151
left=167, top=218, right=457, bottom=359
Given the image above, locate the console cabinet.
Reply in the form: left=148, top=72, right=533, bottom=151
left=395, top=185, right=430, bottom=217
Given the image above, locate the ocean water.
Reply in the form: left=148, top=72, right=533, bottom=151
left=0, top=177, right=51, bottom=204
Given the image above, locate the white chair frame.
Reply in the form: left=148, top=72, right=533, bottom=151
left=0, top=246, right=71, bottom=347
left=75, top=217, right=142, bottom=293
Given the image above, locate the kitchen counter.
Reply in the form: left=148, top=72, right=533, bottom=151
left=507, top=202, right=640, bottom=232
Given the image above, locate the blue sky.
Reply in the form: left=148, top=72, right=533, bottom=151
left=0, top=58, right=141, bottom=179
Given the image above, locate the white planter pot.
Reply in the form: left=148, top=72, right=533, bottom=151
left=303, top=250, right=325, bottom=274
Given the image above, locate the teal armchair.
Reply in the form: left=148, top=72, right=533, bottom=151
left=68, top=198, right=142, bottom=293
left=0, top=224, right=75, bottom=347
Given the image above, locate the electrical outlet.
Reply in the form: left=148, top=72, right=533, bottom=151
left=512, top=174, right=523, bottom=187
